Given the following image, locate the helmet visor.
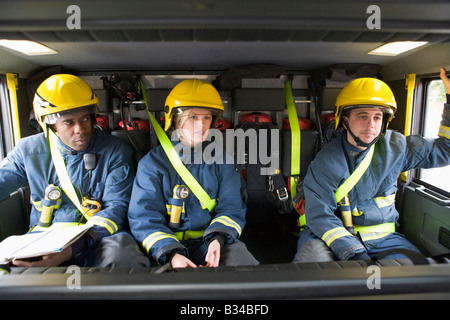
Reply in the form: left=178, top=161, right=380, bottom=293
left=342, top=104, right=394, bottom=118
left=43, top=104, right=97, bottom=124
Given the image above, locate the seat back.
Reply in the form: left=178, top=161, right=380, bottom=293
left=0, top=185, right=30, bottom=240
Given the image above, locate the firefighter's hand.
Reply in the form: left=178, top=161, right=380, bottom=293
left=171, top=253, right=197, bottom=269
left=12, top=245, right=73, bottom=267
left=205, top=239, right=221, bottom=267
left=440, top=68, right=450, bottom=94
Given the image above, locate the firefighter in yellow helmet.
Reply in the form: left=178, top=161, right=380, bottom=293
left=294, top=71, right=450, bottom=263
left=33, top=74, right=98, bottom=139
left=334, top=77, right=397, bottom=148
left=129, top=79, right=258, bottom=268
left=163, top=79, right=224, bottom=145
left=0, top=74, right=148, bottom=268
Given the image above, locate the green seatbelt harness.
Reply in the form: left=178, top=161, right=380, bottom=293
left=138, top=80, right=217, bottom=213
left=284, top=79, right=301, bottom=200
left=48, top=129, right=86, bottom=216
left=335, top=144, right=375, bottom=203
left=285, top=79, right=307, bottom=227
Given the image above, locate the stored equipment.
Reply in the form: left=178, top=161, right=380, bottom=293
left=338, top=194, right=355, bottom=236
left=169, top=185, right=189, bottom=229
left=37, top=184, right=62, bottom=227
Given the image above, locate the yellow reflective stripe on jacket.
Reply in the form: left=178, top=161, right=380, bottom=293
left=142, top=231, right=179, bottom=254
left=374, top=193, right=396, bottom=208
left=322, top=227, right=352, bottom=246
left=439, top=124, right=450, bottom=139
left=174, top=230, right=205, bottom=241
left=86, top=216, right=118, bottom=235
left=354, top=222, right=395, bottom=234
left=358, top=231, right=393, bottom=242
left=354, top=222, right=395, bottom=242
left=210, top=216, right=242, bottom=236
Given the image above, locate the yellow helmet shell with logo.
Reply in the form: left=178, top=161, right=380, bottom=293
left=164, top=79, right=224, bottom=132
left=335, top=77, right=397, bottom=130
left=33, top=74, right=99, bottom=134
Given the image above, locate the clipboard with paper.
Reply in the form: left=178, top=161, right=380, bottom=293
left=0, top=224, right=92, bottom=264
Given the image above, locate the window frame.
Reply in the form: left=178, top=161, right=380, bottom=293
left=411, top=74, right=450, bottom=197
left=0, top=75, right=14, bottom=159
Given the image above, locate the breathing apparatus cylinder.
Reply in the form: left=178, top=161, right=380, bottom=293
left=169, top=185, right=189, bottom=229
left=38, top=184, right=62, bottom=227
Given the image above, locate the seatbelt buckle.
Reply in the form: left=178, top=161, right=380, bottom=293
left=276, top=187, right=289, bottom=201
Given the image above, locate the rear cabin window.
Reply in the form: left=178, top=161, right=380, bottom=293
left=418, top=79, right=450, bottom=193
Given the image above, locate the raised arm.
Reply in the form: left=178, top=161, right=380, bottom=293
left=440, top=68, right=450, bottom=94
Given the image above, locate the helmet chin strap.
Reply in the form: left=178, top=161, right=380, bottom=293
left=342, top=118, right=381, bottom=149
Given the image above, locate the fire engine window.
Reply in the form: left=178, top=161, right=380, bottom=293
left=419, top=79, right=450, bottom=193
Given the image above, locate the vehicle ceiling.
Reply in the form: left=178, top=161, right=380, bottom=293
left=0, top=0, right=450, bottom=80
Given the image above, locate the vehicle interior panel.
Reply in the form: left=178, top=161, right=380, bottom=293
left=1, top=0, right=450, bottom=300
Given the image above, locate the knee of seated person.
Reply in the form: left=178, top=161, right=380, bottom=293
left=220, top=241, right=259, bottom=266
left=97, top=232, right=150, bottom=268
left=294, top=239, right=335, bottom=263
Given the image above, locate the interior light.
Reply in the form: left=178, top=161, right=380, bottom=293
left=368, top=41, right=428, bottom=56
left=0, top=40, right=58, bottom=56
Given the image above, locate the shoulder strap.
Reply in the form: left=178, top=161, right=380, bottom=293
left=139, top=81, right=216, bottom=212
left=48, top=129, right=88, bottom=218
left=334, top=144, right=375, bottom=203
left=284, top=79, right=301, bottom=197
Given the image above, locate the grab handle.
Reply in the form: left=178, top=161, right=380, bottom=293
left=416, top=186, right=450, bottom=206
